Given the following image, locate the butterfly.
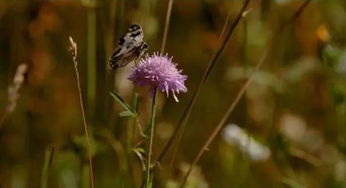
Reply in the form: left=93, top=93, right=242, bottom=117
left=109, top=24, right=148, bottom=70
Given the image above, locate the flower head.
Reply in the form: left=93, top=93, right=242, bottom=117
left=128, top=53, right=187, bottom=102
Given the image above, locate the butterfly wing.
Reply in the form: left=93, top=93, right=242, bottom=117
left=109, top=24, right=145, bottom=70
left=109, top=46, right=133, bottom=69
left=109, top=42, right=148, bottom=69
left=124, top=24, right=144, bottom=47
left=109, top=47, right=138, bottom=69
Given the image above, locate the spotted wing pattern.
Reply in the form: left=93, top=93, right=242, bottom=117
left=109, top=24, right=148, bottom=70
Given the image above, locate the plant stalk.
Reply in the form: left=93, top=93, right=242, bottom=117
left=40, top=146, right=55, bottom=188
left=70, top=36, right=95, bottom=188
left=160, top=0, right=174, bottom=54
left=158, top=0, right=251, bottom=164
left=179, top=0, right=312, bottom=187
left=145, top=88, right=157, bottom=188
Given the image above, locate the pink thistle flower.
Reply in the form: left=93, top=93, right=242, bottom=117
left=128, top=53, right=187, bottom=102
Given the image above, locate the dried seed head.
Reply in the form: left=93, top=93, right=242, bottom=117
left=6, top=64, right=28, bottom=113
left=69, top=36, right=78, bottom=64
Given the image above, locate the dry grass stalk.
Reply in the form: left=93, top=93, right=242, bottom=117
left=160, top=0, right=174, bottom=54
left=69, top=36, right=94, bottom=188
left=158, top=0, right=251, bottom=167
left=180, top=0, right=312, bottom=186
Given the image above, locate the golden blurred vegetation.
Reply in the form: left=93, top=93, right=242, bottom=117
left=1, top=0, right=346, bottom=187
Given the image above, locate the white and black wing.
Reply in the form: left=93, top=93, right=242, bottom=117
left=109, top=24, right=148, bottom=70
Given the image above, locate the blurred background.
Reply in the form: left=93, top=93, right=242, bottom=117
left=1, top=0, right=346, bottom=187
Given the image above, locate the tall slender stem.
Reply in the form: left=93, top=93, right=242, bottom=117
left=160, top=0, right=174, bottom=54
left=40, top=146, right=55, bottom=188
left=168, top=12, right=232, bottom=170
left=146, top=88, right=157, bottom=188
left=74, top=60, right=95, bottom=188
left=69, top=37, right=95, bottom=188
left=179, top=0, right=312, bottom=187
left=158, top=0, right=251, bottom=164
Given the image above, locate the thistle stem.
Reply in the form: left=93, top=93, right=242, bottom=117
left=145, top=88, right=157, bottom=188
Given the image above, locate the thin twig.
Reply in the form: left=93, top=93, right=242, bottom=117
left=157, top=0, right=251, bottom=164
left=145, top=88, right=158, bottom=188
left=180, top=48, right=270, bottom=188
left=69, top=36, right=95, bottom=188
left=167, top=11, right=234, bottom=170
left=179, top=0, right=312, bottom=187
left=218, top=15, right=231, bottom=41
left=160, top=0, right=174, bottom=54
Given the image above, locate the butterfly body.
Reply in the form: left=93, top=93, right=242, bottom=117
left=109, top=24, right=148, bottom=70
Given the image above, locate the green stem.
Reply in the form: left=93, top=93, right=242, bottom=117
left=40, top=146, right=55, bottom=188
left=145, top=88, right=157, bottom=188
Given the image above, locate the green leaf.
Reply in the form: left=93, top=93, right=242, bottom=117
left=109, top=91, right=136, bottom=116
left=134, top=147, right=145, bottom=154
left=119, top=110, right=135, bottom=117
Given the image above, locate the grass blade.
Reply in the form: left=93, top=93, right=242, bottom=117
left=109, top=91, right=136, bottom=117
left=158, top=0, right=251, bottom=165
left=40, top=146, right=55, bottom=188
